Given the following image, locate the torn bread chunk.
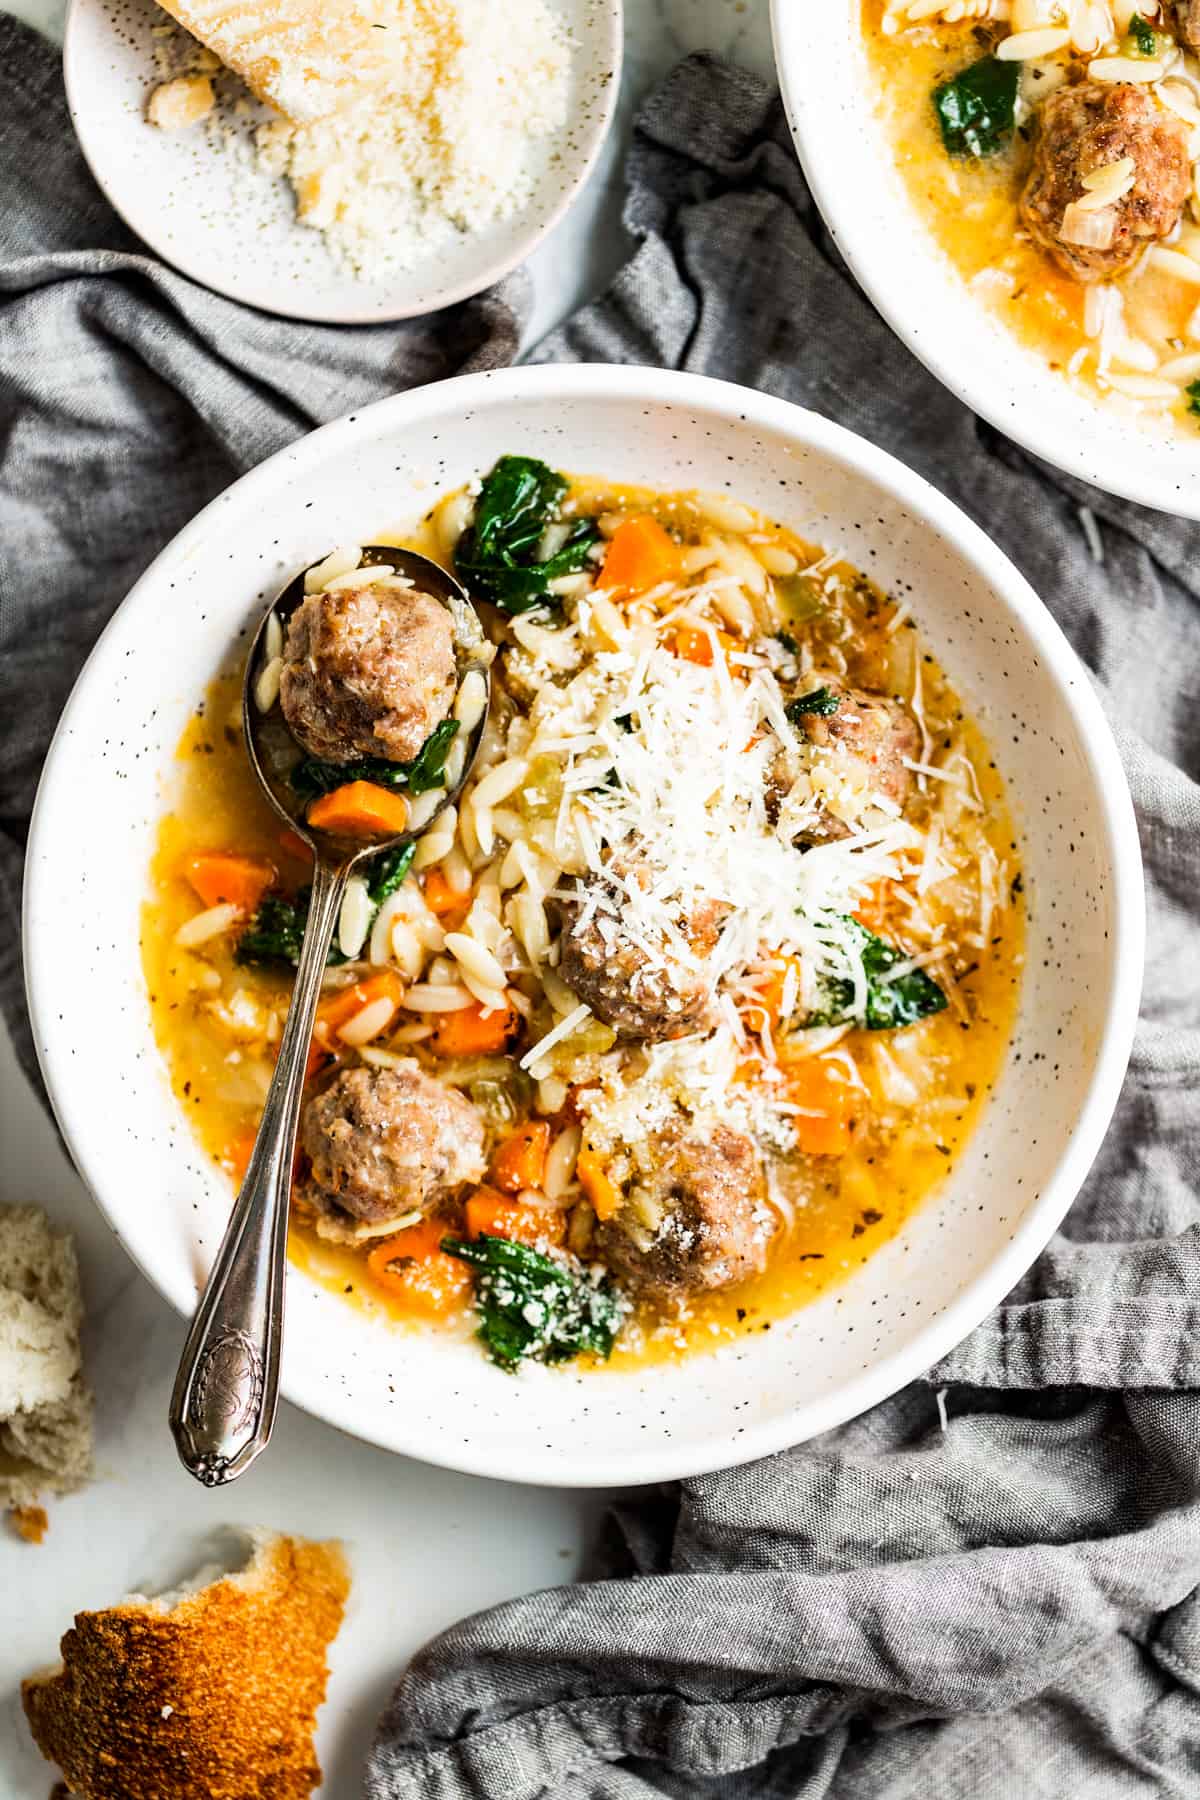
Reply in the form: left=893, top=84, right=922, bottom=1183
left=10, top=1504, right=48, bottom=1544
left=0, top=1203, right=93, bottom=1518
left=22, top=1529, right=350, bottom=1800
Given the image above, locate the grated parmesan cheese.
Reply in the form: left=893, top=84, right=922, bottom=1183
left=471, top=508, right=1022, bottom=1173
left=506, top=622, right=945, bottom=1151
left=252, top=0, right=572, bottom=275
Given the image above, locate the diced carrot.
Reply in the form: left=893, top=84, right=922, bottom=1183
left=224, top=1127, right=258, bottom=1185
left=671, top=625, right=714, bottom=666
left=422, top=865, right=472, bottom=924
left=575, top=1142, right=622, bottom=1222
left=184, top=851, right=276, bottom=913
left=852, top=881, right=892, bottom=936
left=465, top=1185, right=565, bottom=1248
left=366, top=1221, right=473, bottom=1318
left=489, top=1120, right=551, bottom=1194
left=795, top=1111, right=853, bottom=1157
left=601, top=515, right=684, bottom=596
left=307, top=781, right=409, bottom=838
left=784, top=1057, right=858, bottom=1157
left=430, top=1000, right=519, bottom=1057
left=223, top=1125, right=303, bottom=1186
left=1020, top=272, right=1085, bottom=362
left=745, top=954, right=803, bottom=1035
left=313, top=970, right=405, bottom=1050
left=278, top=828, right=314, bottom=865
left=1031, top=269, right=1084, bottom=330
left=669, top=624, right=739, bottom=667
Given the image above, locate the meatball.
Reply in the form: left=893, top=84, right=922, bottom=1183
left=778, top=681, right=919, bottom=843
left=1172, top=1, right=1200, bottom=51
left=594, top=1122, right=774, bottom=1298
left=279, top=578, right=456, bottom=765
left=556, top=865, right=727, bottom=1043
left=299, top=1063, right=485, bottom=1226
left=1019, top=82, right=1189, bottom=283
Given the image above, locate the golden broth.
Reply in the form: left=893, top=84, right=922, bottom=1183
left=142, top=481, right=1023, bottom=1368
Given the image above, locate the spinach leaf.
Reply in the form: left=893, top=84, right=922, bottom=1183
left=933, top=56, right=1019, bottom=159
left=289, top=758, right=378, bottom=802
left=442, top=1234, right=625, bottom=1372
left=402, top=719, right=461, bottom=794
left=1187, top=378, right=1200, bottom=420
left=290, top=719, right=460, bottom=803
left=235, top=889, right=347, bottom=970
left=1129, top=11, right=1156, bottom=53
left=454, top=455, right=601, bottom=615
left=367, top=841, right=416, bottom=906
left=472, top=455, right=568, bottom=561
left=808, top=916, right=948, bottom=1031
left=775, top=629, right=799, bottom=655
left=785, top=685, right=841, bottom=721
left=236, top=843, right=416, bottom=968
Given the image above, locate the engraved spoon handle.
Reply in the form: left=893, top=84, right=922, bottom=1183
left=169, top=856, right=347, bottom=1487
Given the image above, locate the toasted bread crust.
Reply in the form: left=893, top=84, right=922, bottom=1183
left=22, top=1532, right=349, bottom=1800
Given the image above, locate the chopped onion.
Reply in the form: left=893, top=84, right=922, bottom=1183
left=1060, top=201, right=1116, bottom=249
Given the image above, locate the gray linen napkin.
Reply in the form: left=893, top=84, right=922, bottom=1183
left=4, top=20, right=1200, bottom=1795
left=0, top=13, right=525, bottom=1098
left=365, top=58, right=1200, bottom=1800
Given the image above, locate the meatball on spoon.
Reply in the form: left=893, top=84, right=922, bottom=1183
left=170, top=546, right=491, bottom=1487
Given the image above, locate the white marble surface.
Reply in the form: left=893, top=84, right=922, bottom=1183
left=1, top=2, right=777, bottom=1796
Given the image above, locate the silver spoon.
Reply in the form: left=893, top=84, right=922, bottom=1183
left=169, top=546, right=491, bottom=1487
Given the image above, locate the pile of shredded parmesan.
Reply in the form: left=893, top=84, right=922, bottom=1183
left=255, top=0, right=571, bottom=274
left=148, top=0, right=572, bottom=277
left=521, top=619, right=921, bottom=1015
left=495, top=536, right=1013, bottom=1157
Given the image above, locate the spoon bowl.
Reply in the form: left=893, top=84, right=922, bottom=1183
left=243, top=543, right=492, bottom=863
left=169, top=544, right=491, bottom=1487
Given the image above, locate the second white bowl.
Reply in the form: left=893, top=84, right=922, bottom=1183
left=772, top=1, right=1200, bottom=517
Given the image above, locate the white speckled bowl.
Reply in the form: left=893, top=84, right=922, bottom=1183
left=772, top=3, right=1200, bottom=517
left=62, top=0, right=621, bottom=323
left=24, top=366, right=1142, bottom=1485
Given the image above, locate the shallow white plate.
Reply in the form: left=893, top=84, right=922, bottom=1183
left=772, top=2, right=1200, bottom=517
left=25, top=365, right=1143, bottom=1486
left=63, top=0, right=621, bottom=323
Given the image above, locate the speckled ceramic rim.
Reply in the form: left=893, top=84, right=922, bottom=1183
left=25, top=366, right=1144, bottom=1486
left=61, top=0, right=623, bottom=325
left=771, top=2, right=1200, bottom=518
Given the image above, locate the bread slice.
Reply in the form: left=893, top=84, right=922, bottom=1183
left=0, top=1290, right=78, bottom=1416
left=154, top=0, right=418, bottom=123
left=0, top=1205, right=92, bottom=1511
left=0, top=1202, right=86, bottom=1324
left=23, top=1528, right=350, bottom=1800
